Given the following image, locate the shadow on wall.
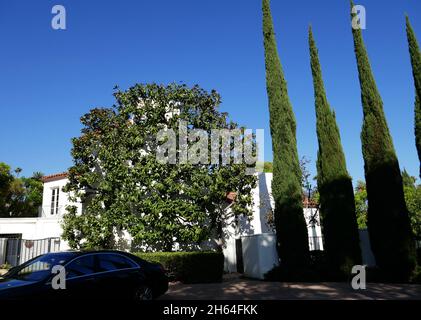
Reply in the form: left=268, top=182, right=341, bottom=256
left=237, top=216, right=255, bottom=238
left=258, top=173, right=275, bottom=234
left=359, top=229, right=376, bottom=267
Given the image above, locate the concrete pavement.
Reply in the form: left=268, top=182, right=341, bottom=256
left=159, top=273, right=421, bottom=300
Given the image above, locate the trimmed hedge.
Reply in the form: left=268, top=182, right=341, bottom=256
left=134, top=251, right=224, bottom=284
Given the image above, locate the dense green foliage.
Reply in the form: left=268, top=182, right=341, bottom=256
left=309, top=28, right=361, bottom=276
left=263, top=162, right=273, bottom=173
left=351, top=4, right=416, bottom=280
left=0, top=163, right=13, bottom=216
left=62, top=83, right=256, bottom=251
left=0, top=163, right=43, bottom=218
left=354, top=181, right=368, bottom=229
left=406, top=16, right=421, bottom=177
left=402, top=172, right=421, bottom=237
left=262, top=0, right=309, bottom=268
left=134, top=251, right=224, bottom=283
left=355, top=174, right=421, bottom=238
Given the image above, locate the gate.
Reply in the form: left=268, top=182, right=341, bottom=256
left=0, top=237, right=61, bottom=267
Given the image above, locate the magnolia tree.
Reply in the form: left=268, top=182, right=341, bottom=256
left=62, top=83, right=257, bottom=251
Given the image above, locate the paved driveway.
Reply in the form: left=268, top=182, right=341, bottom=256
left=159, top=274, right=421, bottom=300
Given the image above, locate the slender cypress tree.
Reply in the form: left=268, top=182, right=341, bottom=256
left=309, top=27, right=361, bottom=277
left=405, top=16, right=421, bottom=177
left=262, top=0, right=309, bottom=269
left=351, top=2, right=416, bottom=280
left=415, top=95, right=421, bottom=176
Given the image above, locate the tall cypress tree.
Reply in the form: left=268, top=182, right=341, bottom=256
left=405, top=16, right=421, bottom=177
left=309, top=27, right=361, bottom=277
left=351, top=2, right=416, bottom=280
left=262, top=0, right=309, bottom=269
left=415, top=95, right=421, bottom=177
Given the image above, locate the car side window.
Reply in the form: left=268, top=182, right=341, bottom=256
left=66, top=255, right=96, bottom=279
left=97, top=254, right=137, bottom=272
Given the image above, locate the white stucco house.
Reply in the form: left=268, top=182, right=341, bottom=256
left=0, top=171, right=331, bottom=278
left=0, top=173, right=78, bottom=266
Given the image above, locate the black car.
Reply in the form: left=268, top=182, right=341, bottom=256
left=0, top=250, right=168, bottom=301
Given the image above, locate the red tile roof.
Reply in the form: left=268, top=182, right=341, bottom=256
left=42, top=172, right=68, bottom=183
left=226, top=192, right=237, bottom=202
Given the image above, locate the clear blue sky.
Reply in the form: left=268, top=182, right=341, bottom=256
left=0, top=0, right=420, bottom=185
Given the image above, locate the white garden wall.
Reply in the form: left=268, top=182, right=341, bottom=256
left=242, top=233, right=278, bottom=279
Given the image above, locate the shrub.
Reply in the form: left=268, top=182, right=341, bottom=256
left=134, top=251, right=224, bottom=284
left=0, top=262, right=11, bottom=270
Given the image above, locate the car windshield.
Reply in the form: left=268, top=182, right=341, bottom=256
left=6, top=253, right=74, bottom=282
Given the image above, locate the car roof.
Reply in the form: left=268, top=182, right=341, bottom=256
left=49, top=249, right=126, bottom=254
left=46, top=249, right=140, bottom=259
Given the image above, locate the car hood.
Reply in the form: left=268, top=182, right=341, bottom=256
left=0, top=277, right=35, bottom=291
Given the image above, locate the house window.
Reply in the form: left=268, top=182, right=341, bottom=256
left=50, top=187, right=60, bottom=215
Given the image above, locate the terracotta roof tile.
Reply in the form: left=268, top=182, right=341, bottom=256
left=42, top=172, right=68, bottom=183
left=226, top=192, right=237, bottom=202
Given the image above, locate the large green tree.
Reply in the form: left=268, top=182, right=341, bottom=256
left=0, top=163, right=43, bottom=218
left=262, top=0, right=309, bottom=268
left=351, top=3, right=416, bottom=280
left=309, top=27, right=361, bottom=276
left=0, top=163, right=13, bottom=217
left=402, top=170, right=421, bottom=237
left=406, top=16, right=421, bottom=177
left=62, top=83, right=256, bottom=251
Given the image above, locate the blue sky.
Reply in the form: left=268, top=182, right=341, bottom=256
left=0, top=0, right=420, bottom=186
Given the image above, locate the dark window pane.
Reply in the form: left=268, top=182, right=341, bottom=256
left=9, top=253, right=71, bottom=282
left=98, top=254, right=137, bottom=272
left=50, top=189, right=56, bottom=215
left=56, top=189, right=59, bottom=213
left=66, top=255, right=96, bottom=278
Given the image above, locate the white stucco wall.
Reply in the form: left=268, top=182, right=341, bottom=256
left=0, top=217, right=69, bottom=265
left=304, top=208, right=324, bottom=251
left=41, top=178, right=82, bottom=217
left=249, top=172, right=274, bottom=234
left=0, top=218, right=61, bottom=239
left=236, top=173, right=324, bottom=241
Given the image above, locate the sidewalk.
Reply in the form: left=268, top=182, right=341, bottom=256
left=159, top=273, right=421, bottom=300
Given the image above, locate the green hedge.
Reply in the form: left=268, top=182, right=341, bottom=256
left=134, top=251, right=224, bottom=284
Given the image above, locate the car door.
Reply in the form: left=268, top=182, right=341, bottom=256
left=64, top=254, right=98, bottom=299
left=95, top=253, right=142, bottom=299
